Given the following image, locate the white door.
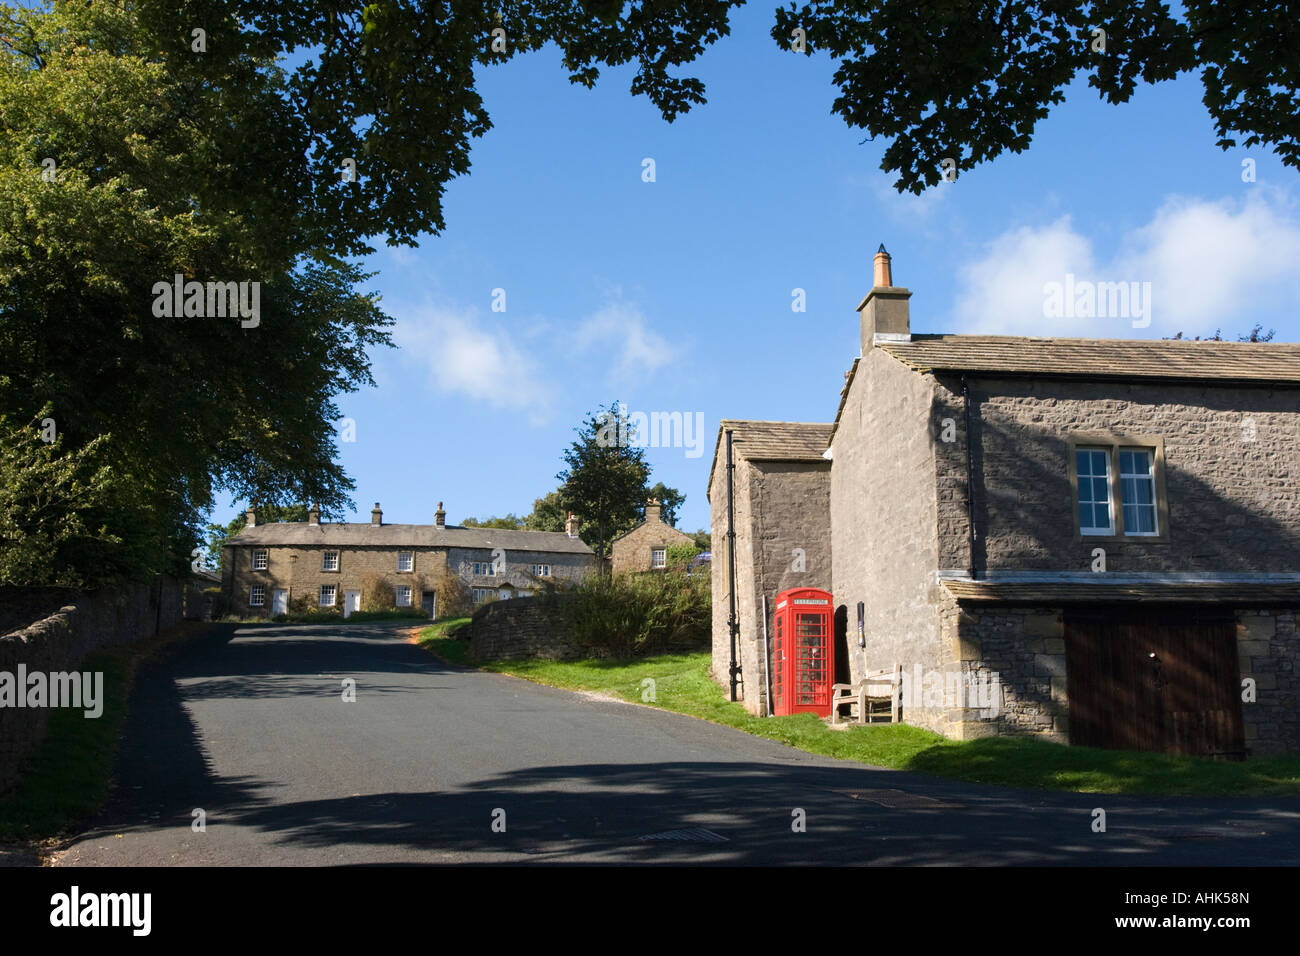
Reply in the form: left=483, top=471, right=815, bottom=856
left=343, top=590, right=361, bottom=618
left=272, top=589, right=288, bottom=615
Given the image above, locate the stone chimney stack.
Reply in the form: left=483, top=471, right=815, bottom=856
left=566, top=513, right=579, bottom=538
left=245, top=507, right=256, bottom=528
left=857, top=243, right=911, bottom=354
left=435, top=501, right=446, bottom=529
left=371, top=502, right=382, bottom=526
left=645, top=498, right=662, bottom=525
left=308, top=503, right=320, bottom=525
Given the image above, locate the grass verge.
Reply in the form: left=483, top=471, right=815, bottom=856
left=0, top=621, right=214, bottom=845
left=417, top=626, right=1300, bottom=797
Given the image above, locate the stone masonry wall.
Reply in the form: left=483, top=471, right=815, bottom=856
left=1237, top=610, right=1299, bottom=755
left=932, top=376, right=1300, bottom=573
left=831, top=349, right=951, bottom=733
left=610, top=519, right=694, bottom=574
left=467, top=597, right=597, bottom=662
left=0, top=576, right=184, bottom=794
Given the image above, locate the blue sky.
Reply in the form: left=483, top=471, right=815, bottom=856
left=214, top=5, right=1300, bottom=535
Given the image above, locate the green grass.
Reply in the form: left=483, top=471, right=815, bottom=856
left=0, top=622, right=208, bottom=842
left=417, top=628, right=1300, bottom=797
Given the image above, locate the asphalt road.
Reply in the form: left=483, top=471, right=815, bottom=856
left=49, top=621, right=1300, bottom=865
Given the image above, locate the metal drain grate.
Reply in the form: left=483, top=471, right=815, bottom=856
left=638, top=827, right=729, bottom=843
left=832, top=788, right=964, bottom=810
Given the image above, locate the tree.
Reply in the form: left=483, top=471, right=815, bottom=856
left=691, top=529, right=712, bottom=551
left=100, top=0, right=1296, bottom=241
left=1165, top=325, right=1277, bottom=342
left=641, top=482, right=685, bottom=527
left=774, top=0, right=1299, bottom=192
left=462, top=514, right=525, bottom=529
left=557, top=401, right=651, bottom=565
left=522, top=490, right=568, bottom=533
left=204, top=504, right=310, bottom=571
left=0, top=3, right=394, bottom=586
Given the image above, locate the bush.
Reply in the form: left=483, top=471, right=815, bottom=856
left=360, top=573, right=395, bottom=612
left=665, top=542, right=701, bottom=571
left=557, top=568, right=710, bottom=657
left=428, top=567, right=473, bottom=618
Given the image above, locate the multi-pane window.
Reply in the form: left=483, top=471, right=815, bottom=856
left=472, top=588, right=495, bottom=603
left=395, top=586, right=412, bottom=607
left=472, top=561, right=496, bottom=576
left=530, top=564, right=551, bottom=577
left=397, top=551, right=413, bottom=572
left=1075, top=448, right=1114, bottom=535
left=322, top=551, right=340, bottom=571
left=249, top=585, right=265, bottom=606
left=650, top=548, right=666, bottom=569
left=1119, top=448, right=1158, bottom=535
left=1073, top=440, right=1163, bottom=537
left=320, top=585, right=336, bottom=607
left=252, top=549, right=268, bottom=570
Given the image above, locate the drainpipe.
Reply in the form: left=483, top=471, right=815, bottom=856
left=726, top=429, right=742, bottom=701
left=961, top=374, right=979, bottom=580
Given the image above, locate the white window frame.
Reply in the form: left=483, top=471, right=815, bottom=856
left=1075, top=447, right=1115, bottom=536
left=320, top=584, right=337, bottom=607
left=249, top=585, right=265, bottom=606
left=472, top=587, right=494, bottom=603
left=397, top=551, right=413, bottom=573
left=395, top=585, right=412, bottom=607
left=322, top=550, right=340, bottom=572
left=650, top=548, right=667, bottom=569
left=473, top=561, right=496, bottom=577
left=1118, top=447, right=1159, bottom=536
left=252, top=549, right=268, bottom=570
left=530, top=564, right=551, bottom=577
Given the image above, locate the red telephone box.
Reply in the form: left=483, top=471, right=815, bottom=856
left=772, top=588, right=834, bottom=716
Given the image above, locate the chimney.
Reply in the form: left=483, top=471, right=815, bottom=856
left=565, top=513, right=579, bottom=538
left=645, top=498, right=662, bottom=525
left=245, top=507, right=256, bottom=528
left=308, top=503, right=320, bottom=525
left=857, top=244, right=911, bottom=354
left=371, top=502, right=382, bottom=526
left=435, top=501, right=446, bottom=529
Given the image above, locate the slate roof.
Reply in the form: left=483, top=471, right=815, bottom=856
left=707, top=420, right=834, bottom=497
left=878, top=335, right=1300, bottom=385
left=229, top=522, right=594, bottom=554
left=943, top=579, right=1300, bottom=605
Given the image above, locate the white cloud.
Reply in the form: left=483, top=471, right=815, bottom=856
left=872, top=174, right=951, bottom=222
left=393, top=302, right=554, bottom=423
left=950, top=190, right=1300, bottom=337
left=575, top=303, right=675, bottom=381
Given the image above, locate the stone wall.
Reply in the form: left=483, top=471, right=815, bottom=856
left=467, top=596, right=595, bottom=662
left=710, top=451, right=831, bottom=715
left=1237, top=610, right=1299, bottom=755
left=933, top=375, right=1300, bottom=573
left=0, top=576, right=185, bottom=794
left=831, top=349, right=950, bottom=731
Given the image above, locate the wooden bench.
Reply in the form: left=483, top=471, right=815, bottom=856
left=830, top=665, right=902, bottom=725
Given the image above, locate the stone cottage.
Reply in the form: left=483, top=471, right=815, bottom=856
left=610, top=499, right=696, bottom=574
left=222, top=502, right=595, bottom=618
left=711, top=246, right=1300, bottom=757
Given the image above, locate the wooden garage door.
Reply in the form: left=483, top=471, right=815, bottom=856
left=1065, top=608, right=1244, bottom=758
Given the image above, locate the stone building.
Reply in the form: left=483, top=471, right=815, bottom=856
left=222, top=502, right=594, bottom=618
left=609, top=499, right=696, bottom=574
left=706, top=420, right=832, bottom=713
left=711, top=246, right=1300, bottom=756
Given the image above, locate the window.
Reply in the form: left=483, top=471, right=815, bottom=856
left=395, top=585, right=412, bottom=607
left=472, top=588, right=495, bottom=603
left=252, top=549, right=268, bottom=570
left=249, top=585, right=265, bottom=606
left=322, top=551, right=340, bottom=571
left=1075, top=447, right=1114, bottom=535
left=397, top=551, right=413, bottom=572
left=651, top=548, right=666, bottom=569
left=530, top=564, right=551, bottom=577
left=472, top=561, right=496, bottom=576
left=1119, top=448, right=1158, bottom=535
left=320, top=585, right=336, bottom=607
left=1069, top=436, right=1166, bottom=539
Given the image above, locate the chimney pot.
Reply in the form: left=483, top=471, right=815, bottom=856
left=435, top=501, right=446, bottom=529
left=565, top=512, right=580, bottom=538
left=857, top=242, right=911, bottom=354
left=245, top=507, right=256, bottom=528
left=645, top=498, right=663, bottom=524
left=308, top=503, right=320, bottom=525
left=371, top=502, right=382, bottom=526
